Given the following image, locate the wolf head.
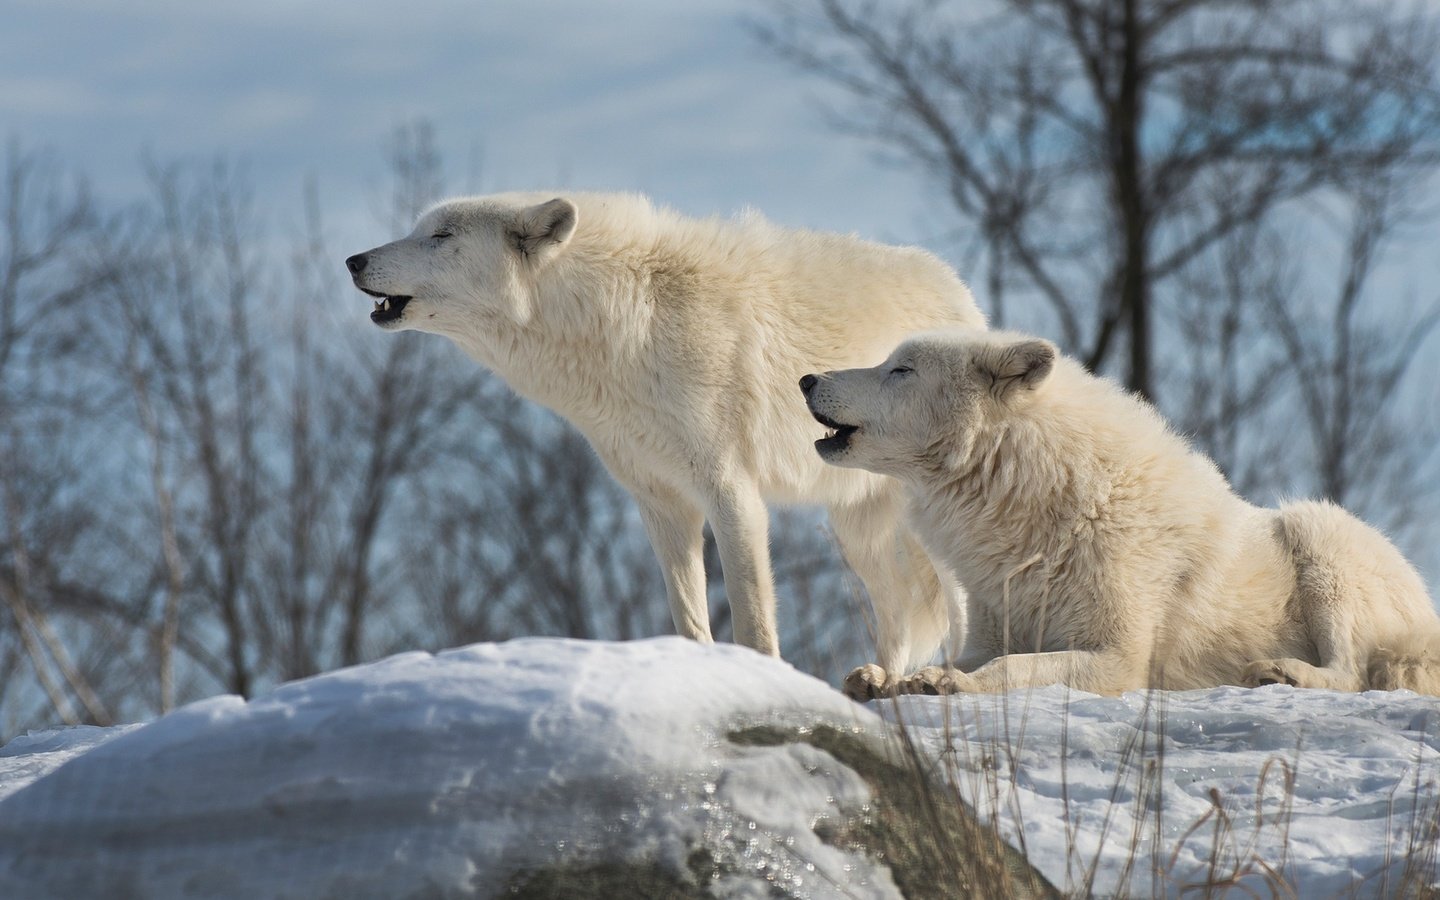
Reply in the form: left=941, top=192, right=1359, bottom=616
left=345, top=195, right=578, bottom=333
left=799, top=329, right=1056, bottom=477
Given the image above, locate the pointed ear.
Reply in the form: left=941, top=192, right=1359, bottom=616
left=510, top=198, right=578, bottom=259
left=977, top=338, right=1056, bottom=399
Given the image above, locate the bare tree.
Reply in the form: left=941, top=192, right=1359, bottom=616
left=1263, top=177, right=1440, bottom=533
left=756, top=0, right=1440, bottom=401
left=396, top=389, right=670, bottom=645
left=105, top=159, right=271, bottom=698
left=103, top=131, right=491, bottom=692
left=0, top=139, right=118, bottom=728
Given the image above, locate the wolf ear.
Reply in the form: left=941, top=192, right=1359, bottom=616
left=510, top=198, right=578, bottom=259
left=976, top=338, right=1056, bottom=400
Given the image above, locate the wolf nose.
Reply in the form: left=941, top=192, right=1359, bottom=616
left=799, top=374, right=818, bottom=395
left=345, top=253, right=368, bottom=275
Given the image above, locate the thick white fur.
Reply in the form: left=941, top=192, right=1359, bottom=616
left=803, top=328, right=1440, bottom=697
left=348, top=192, right=983, bottom=692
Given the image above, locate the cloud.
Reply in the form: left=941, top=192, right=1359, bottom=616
left=0, top=77, right=105, bottom=117
left=5, top=0, right=929, bottom=240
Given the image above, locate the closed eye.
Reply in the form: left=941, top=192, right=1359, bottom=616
left=889, top=366, right=913, bottom=376
left=432, top=231, right=453, bottom=240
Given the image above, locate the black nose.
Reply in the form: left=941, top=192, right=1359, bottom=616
left=799, top=374, right=818, bottom=395
left=345, top=253, right=368, bottom=275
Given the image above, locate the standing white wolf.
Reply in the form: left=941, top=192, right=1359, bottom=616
left=802, top=328, right=1440, bottom=697
left=347, top=192, right=983, bottom=695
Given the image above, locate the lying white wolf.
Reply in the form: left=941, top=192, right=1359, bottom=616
left=347, top=193, right=983, bottom=695
left=802, top=328, right=1440, bottom=697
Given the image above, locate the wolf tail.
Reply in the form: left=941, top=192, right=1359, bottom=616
left=1367, top=631, right=1440, bottom=695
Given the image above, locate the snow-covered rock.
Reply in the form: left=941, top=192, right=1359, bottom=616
left=0, top=638, right=927, bottom=898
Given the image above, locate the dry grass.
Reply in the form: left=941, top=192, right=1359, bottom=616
left=730, top=722, right=1060, bottom=899
left=876, top=682, right=1440, bottom=899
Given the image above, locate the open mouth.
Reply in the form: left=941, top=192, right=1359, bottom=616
left=810, top=409, right=859, bottom=454
left=360, top=288, right=412, bottom=324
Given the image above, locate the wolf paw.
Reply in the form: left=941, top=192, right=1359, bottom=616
left=1242, top=660, right=1303, bottom=688
left=899, top=666, right=969, bottom=695
left=842, top=664, right=896, bottom=702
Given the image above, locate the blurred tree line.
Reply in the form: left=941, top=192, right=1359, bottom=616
left=0, top=126, right=865, bottom=736
left=4, top=0, right=1440, bottom=736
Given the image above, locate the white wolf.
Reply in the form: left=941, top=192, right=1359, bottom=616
left=346, top=192, right=983, bottom=696
left=801, top=328, right=1440, bottom=697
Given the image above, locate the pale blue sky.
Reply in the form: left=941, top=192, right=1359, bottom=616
left=2, top=0, right=933, bottom=252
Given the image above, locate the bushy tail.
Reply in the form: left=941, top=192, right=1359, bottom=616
left=1368, top=631, right=1440, bottom=695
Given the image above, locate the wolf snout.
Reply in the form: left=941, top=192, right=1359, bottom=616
left=345, top=253, right=368, bottom=275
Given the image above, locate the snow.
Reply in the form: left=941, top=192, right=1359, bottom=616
left=0, top=639, right=891, bottom=899
left=884, top=685, right=1440, bottom=896
left=1, top=638, right=1437, bottom=898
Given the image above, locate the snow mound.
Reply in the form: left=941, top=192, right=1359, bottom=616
left=884, top=684, right=1440, bottom=897
left=0, top=638, right=895, bottom=899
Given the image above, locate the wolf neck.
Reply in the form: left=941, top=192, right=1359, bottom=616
left=947, top=419, right=1074, bottom=520
left=913, top=410, right=1090, bottom=583
left=449, top=247, right=653, bottom=425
